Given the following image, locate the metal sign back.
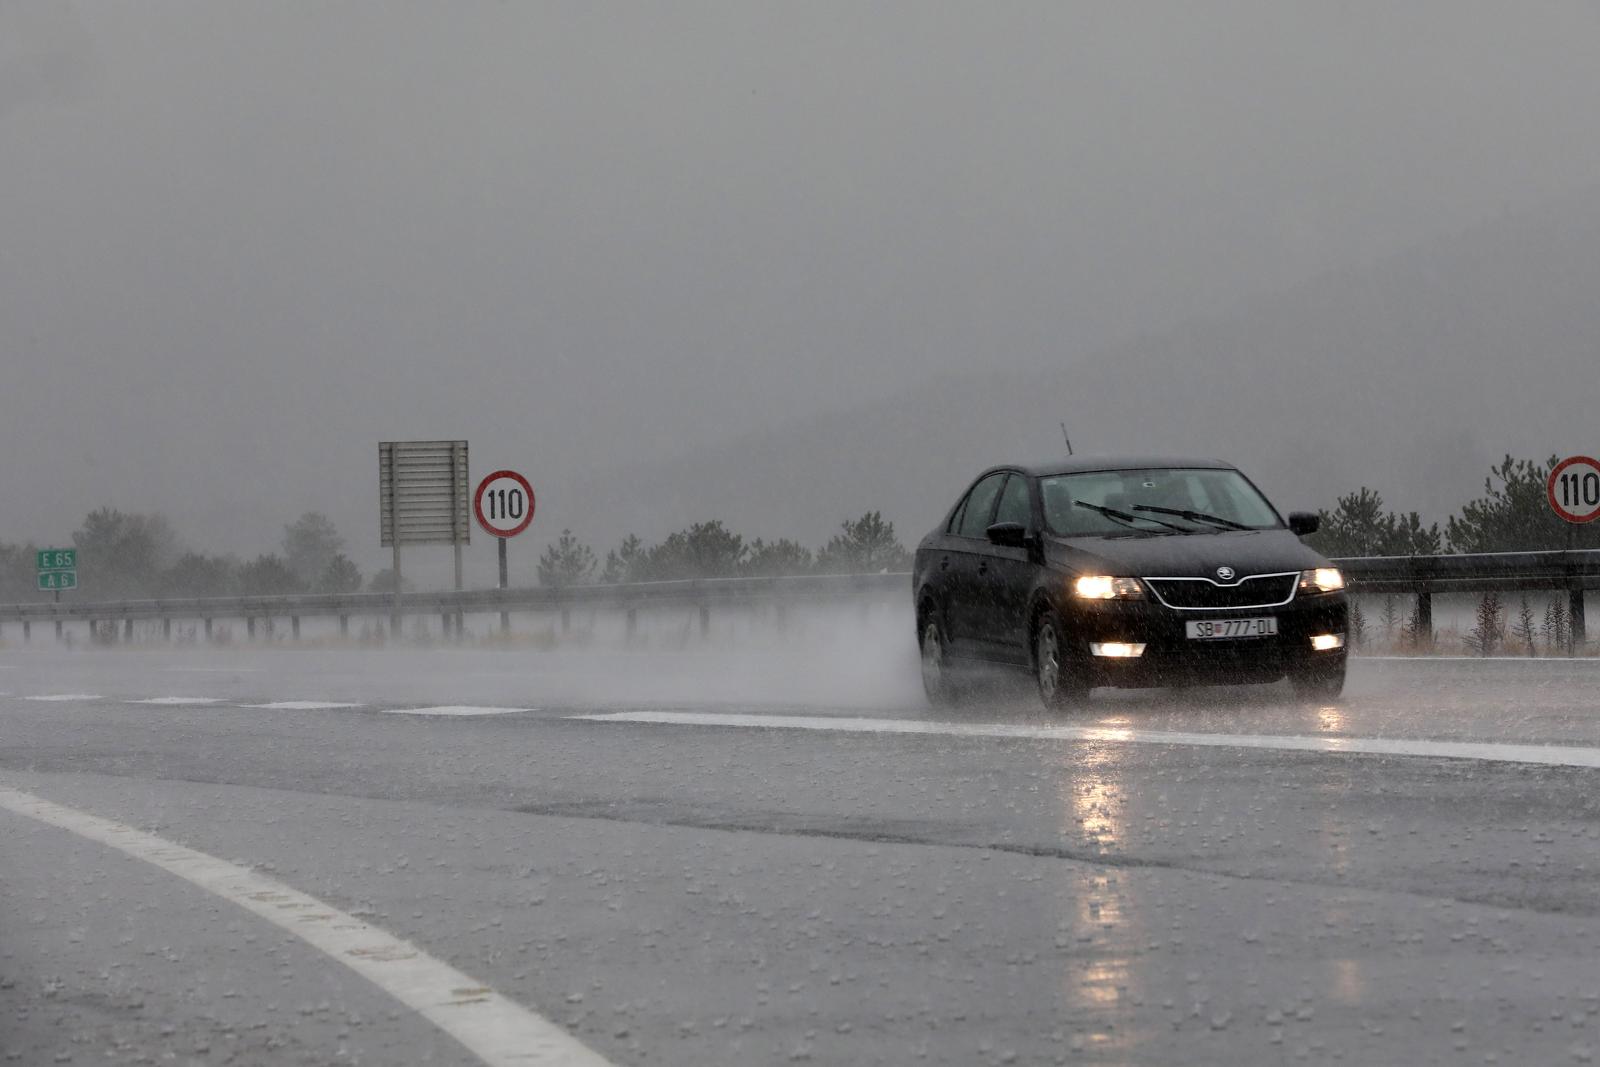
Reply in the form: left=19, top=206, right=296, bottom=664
left=379, top=440, right=471, bottom=546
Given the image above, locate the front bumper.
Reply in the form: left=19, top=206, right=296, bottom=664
left=1068, top=592, right=1348, bottom=687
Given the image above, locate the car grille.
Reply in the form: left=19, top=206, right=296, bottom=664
left=1144, top=573, right=1297, bottom=609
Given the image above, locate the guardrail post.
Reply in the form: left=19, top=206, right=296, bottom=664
left=204, top=618, right=213, bottom=642
left=698, top=604, right=710, bottom=639
left=21, top=620, right=30, bottom=643
left=291, top=616, right=301, bottom=640
left=162, top=618, right=171, bottom=642
left=246, top=617, right=256, bottom=641
left=1414, top=591, right=1433, bottom=649
left=339, top=615, right=349, bottom=638
left=123, top=618, right=133, bottom=643
left=1571, top=588, right=1586, bottom=655
left=500, top=609, right=510, bottom=637
left=55, top=619, right=63, bottom=642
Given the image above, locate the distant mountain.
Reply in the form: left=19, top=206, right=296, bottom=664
left=551, top=188, right=1600, bottom=553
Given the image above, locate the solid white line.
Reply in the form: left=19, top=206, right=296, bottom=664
left=239, top=701, right=364, bottom=711
left=24, top=693, right=102, bottom=702
left=1363, top=655, right=1600, bottom=664
left=130, top=697, right=223, bottom=706
left=576, top=711, right=1600, bottom=770
left=162, top=667, right=267, bottom=673
left=0, top=784, right=613, bottom=1067
left=383, top=706, right=534, bottom=717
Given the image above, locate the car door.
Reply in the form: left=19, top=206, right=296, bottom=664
left=968, top=472, right=1038, bottom=664
left=945, top=472, right=1008, bottom=653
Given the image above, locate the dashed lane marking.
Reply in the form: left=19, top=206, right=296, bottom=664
left=23, top=694, right=102, bottom=702
left=129, top=697, right=224, bottom=706
left=576, top=710, right=1600, bottom=770
left=381, top=706, right=534, bottom=717
left=239, top=701, right=365, bottom=710
left=0, top=784, right=615, bottom=1067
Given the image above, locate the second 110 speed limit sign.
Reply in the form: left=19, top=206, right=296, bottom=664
left=474, top=470, right=536, bottom=537
left=1548, top=455, right=1600, bottom=524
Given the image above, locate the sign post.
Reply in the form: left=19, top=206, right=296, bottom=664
left=36, top=548, right=76, bottom=642
left=1547, top=455, right=1599, bottom=654
left=473, top=470, right=536, bottom=635
left=379, top=441, right=471, bottom=639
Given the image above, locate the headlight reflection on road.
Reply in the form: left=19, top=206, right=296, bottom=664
left=1055, top=744, right=1139, bottom=1054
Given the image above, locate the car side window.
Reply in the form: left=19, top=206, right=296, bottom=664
left=956, top=473, right=1007, bottom=538
left=946, top=493, right=969, bottom=534
left=993, top=474, right=1032, bottom=529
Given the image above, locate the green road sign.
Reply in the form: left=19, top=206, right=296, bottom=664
left=38, top=570, right=77, bottom=591
left=36, top=548, right=76, bottom=570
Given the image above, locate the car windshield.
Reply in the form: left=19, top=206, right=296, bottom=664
left=1041, top=468, right=1282, bottom=537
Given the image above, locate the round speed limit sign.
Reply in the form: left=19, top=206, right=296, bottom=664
left=474, top=470, right=536, bottom=537
left=1548, top=455, right=1600, bottom=524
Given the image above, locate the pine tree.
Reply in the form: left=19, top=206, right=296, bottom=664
left=1379, top=596, right=1399, bottom=647
left=1468, top=591, right=1504, bottom=656
left=1348, top=598, right=1367, bottom=650
left=1541, top=597, right=1570, bottom=655
left=537, top=530, right=598, bottom=588
left=1512, top=596, right=1537, bottom=657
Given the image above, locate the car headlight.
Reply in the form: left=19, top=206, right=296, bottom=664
left=1073, top=575, right=1144, bottom=600
left=1298, top=567, right=1345, bottom=594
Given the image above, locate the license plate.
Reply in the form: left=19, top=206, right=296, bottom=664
left=1185, top=617, right=1278, bottom=640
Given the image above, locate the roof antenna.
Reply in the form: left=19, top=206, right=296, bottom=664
left=1060, top=421, right=1074, bottom=456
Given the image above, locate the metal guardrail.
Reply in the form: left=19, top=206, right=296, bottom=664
left=1334, top=548, right=1600, bottom=594
left=0, top=572, right=909, bottom=623
left=0, top=549, right=1593, bottom=643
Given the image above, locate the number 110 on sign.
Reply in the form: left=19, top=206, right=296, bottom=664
left=1548, top=456, right=1600, bottom=524
left=473, top=470, right=536, bottom=538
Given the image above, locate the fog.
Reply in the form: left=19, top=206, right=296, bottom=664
left=5, top=2, right=1600, bottom=580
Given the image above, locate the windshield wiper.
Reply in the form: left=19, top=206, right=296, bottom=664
left=1075, top=500, right=1190, bottom=534
left=1131, top=504, right=1252, bottom=531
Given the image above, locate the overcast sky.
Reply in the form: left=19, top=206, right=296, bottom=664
left=5, top=2, right=1600, bottom=580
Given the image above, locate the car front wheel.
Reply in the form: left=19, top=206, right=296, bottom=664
left=1034, top=610, right=1089, bottom=711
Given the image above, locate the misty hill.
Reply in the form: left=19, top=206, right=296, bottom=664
left=560, top=189, right=1600, bottom=552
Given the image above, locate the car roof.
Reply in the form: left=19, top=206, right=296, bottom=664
left=986, top=456, right=1238, bottom=479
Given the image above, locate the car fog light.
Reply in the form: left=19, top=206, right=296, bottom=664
left=1309, top=633, right=1345, bottom=652
left=1091, top=642, right=1146, bottom=658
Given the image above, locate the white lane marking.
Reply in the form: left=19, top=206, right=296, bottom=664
left=1362, top=656, right=1600, bottom=664
left=162, top=667, right=267, bottom=673
left=24, top=693, right=102, bottom=702
left=0, top=665, right=18, bottom=669
left=239, top=701, right=364, bottom=711
left=577, top=711, right=1600, bottom=770
left=130, top=697, right=223, bottom=706
left=383, top=706, right=534, bottom=717
left=0, top=784, right=613, bottom=1067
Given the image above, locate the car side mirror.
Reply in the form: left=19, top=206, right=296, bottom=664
left=1287, top=512, right=1320, bottom=536
left=986, top=522, right=1030, bottom=548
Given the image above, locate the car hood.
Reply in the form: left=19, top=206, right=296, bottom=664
left=1046, top=528, right=1329, bottom=578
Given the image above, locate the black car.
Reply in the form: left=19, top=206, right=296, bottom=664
left=913, top=457, right=1348, bottom=708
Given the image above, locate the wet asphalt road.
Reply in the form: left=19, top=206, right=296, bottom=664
left=2, top=643, right=1599, bottom=1066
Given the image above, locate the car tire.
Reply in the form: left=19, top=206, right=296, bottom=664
left=1289, top=659, right=1346, bottom=700
left=1034, top=609, right=1089, bottom=711
left=919, top=610, right=959, bottom=708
